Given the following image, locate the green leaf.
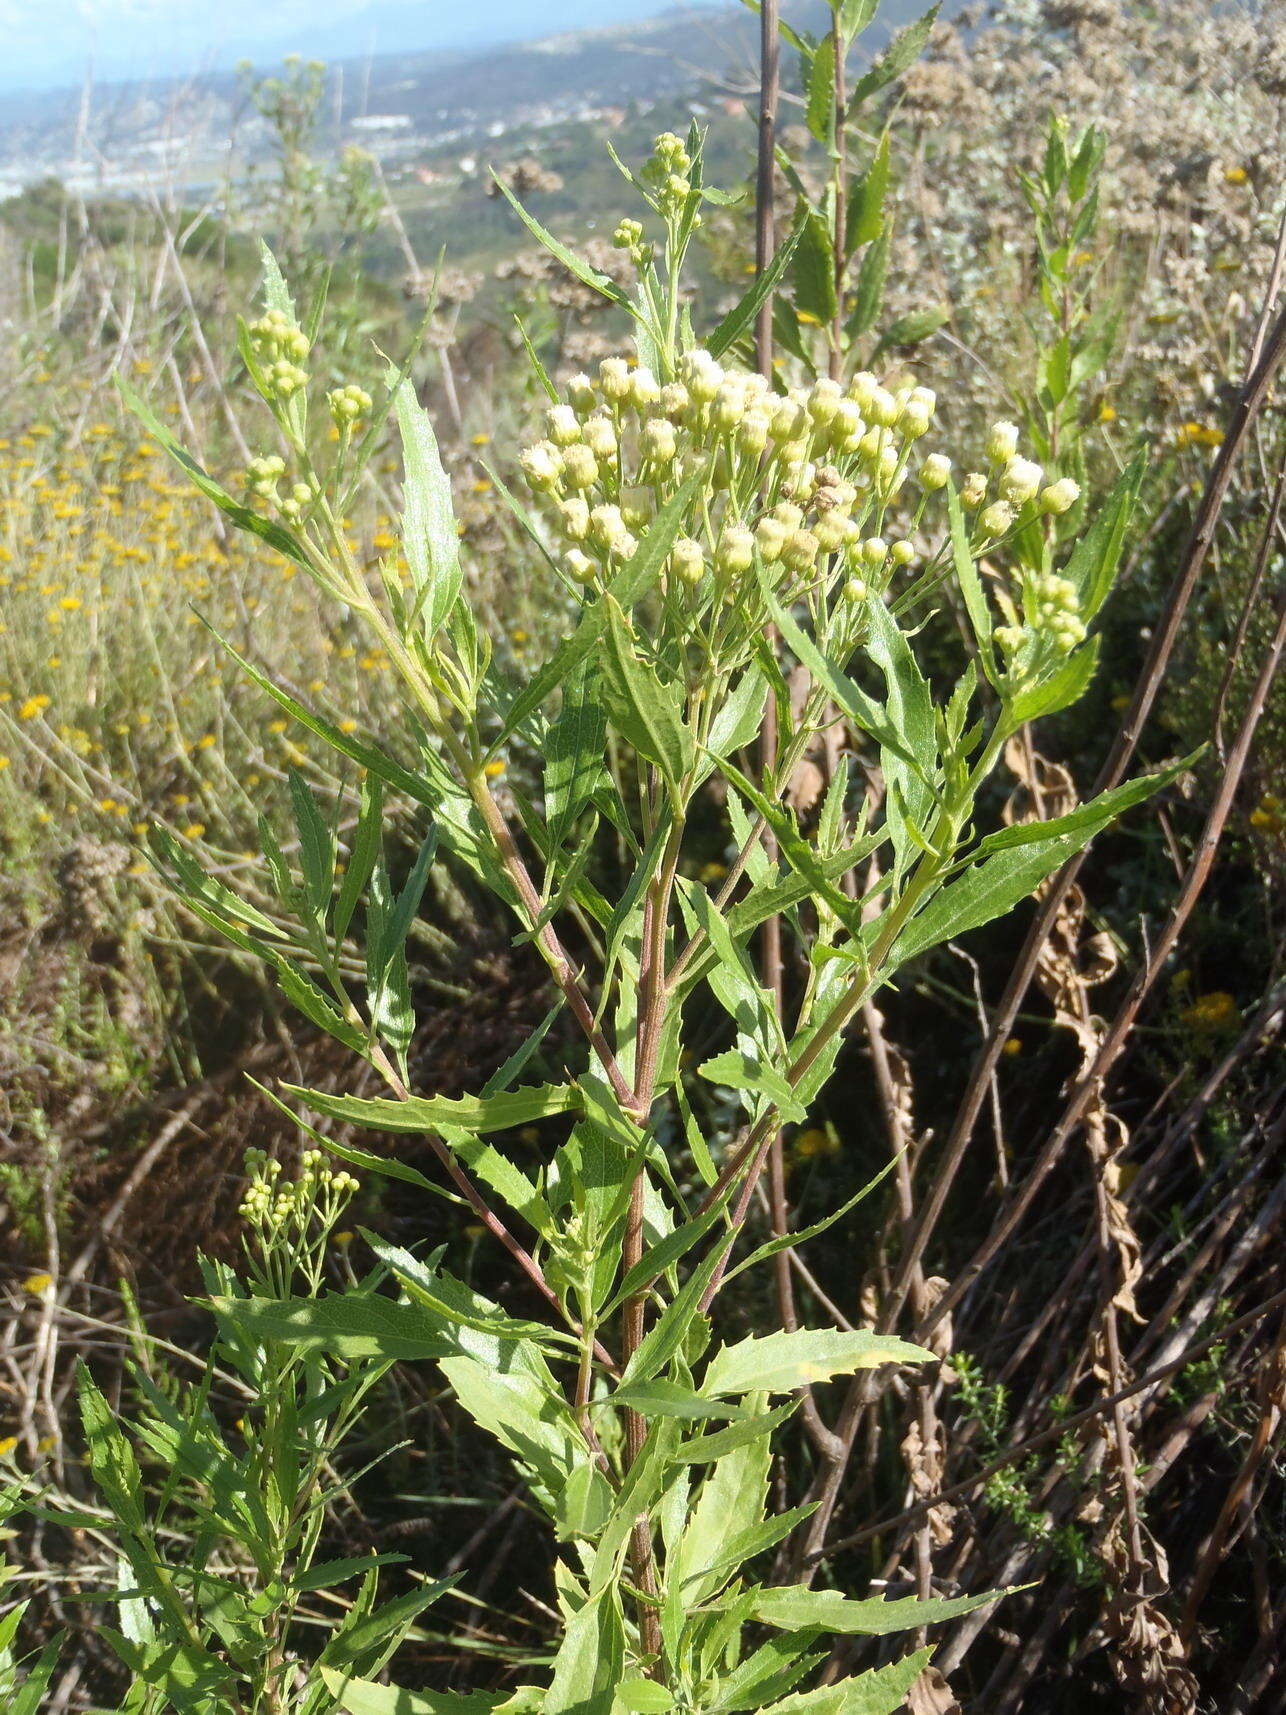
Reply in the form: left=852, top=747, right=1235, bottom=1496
left=288, top=768, right=335, bottom=917
left=116, top=377, right=315, bottom=574
left=840, top=0, right=880, bottom=44
left=494, top=478, right=699, bottom=746
left=697, top=1049, right=806, bottom=1124
left=609, top=1378, right=749, bottom=1422
left=366, top=1236, right=564, bottom=1345
left=600, top=596, right=693, bottom=795
left=847, top=6, right=939, bottom=112
left=794, top=206, right=838, bottom=327
left=322, top=1670, right=509, bottom=1715
left=213, top=1293, right=456, bottom=1363
left=278, top=1079, right=581, bottom=1136
left=946, top=482, right=997, bottom=683
left=198, top=617, right=437, bottom=808
left=391, top=373, right=462, bottom=639
left=620, top=1231, right=736, bottom=1387
left=707, top=224, right=804, bottom=360
left=1063, top=450, right=1145, bottom=619
left=845, top=131, right=891, bottom=251
left=490, top=175, right=629, bottom=307
left=1005, top=636, right=1099, bottom=727
left=617, top=1679, right=675, bottom=1713
left=849, top=222, right=891, bottom=339
left=674, top=1400, right=798, bottom=1463
left=334, top=773, right=385, bottom=941
left=703, top=1328, right=933, bottom=1396
left=871, top=305, right=950, bottom=360
left=544, top=1587, right=625, bottom=1715
left=806, top=34, right=837, bottom=146
left=148, top=827, right=287, bottom=942
left=543, top=664, right=608, bottom=862
left=894, top=755, right=1193, bottom=964
left=751, top=1584, right=1003, bottom=1635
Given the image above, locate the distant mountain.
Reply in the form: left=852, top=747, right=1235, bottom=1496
left=0, top=2, right=949, bottom=200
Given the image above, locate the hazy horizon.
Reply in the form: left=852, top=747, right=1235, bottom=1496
left=0, top=0, right=719, bottom=96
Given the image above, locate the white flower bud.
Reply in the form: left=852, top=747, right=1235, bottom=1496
left=843, top=575, right=868, bottom=602
left=737, top=409, right=770, bottom=455
left=567, top=373, right=597, bottom=412
left=598, top=357, right=632, bottom=401
left=567, top=548, right=597, bottom=584
left=783, top=529, right=820, bottom=572
left=770, top=399, right=807, bottom=444
left=582, top=417, right=618, bottom=461
left=545, top=403, right=582, bottom=446
left=899, top=400, right=933, bottom=439
left=986, top=421, right=1021, bottom=464
left=814, top=512, right=849, bottom=552
left=520, top=440, right=563, bottom=490
left=919, top=452, right=952, bottom=490
left=679, top=349, right=724, bottom=402
left=890, top=539, right=915, bottom=567
left=620, top=486, right=654, bottom=528
left=961, top=471, right=988, bottom=508
left=861, top=536, right=888, bottom=566
left=671, top=536, right=705, bottom=586
left=642, top=418, right=678, bottom=464
left=755, top=516, right=787, bottom=562
left=1001, top=457, right=1044, bottom=506
left=807, top=378, right=843, bottom=425
left=561, top=444, right=599, bottom=490
left=660, top=382, right=691, bottom=419
left=1041, top=477, right=1081, bottom=515
left=849, top=371, right=879, bottom=411
left=630, top=366, right=660, bottom=409
left=716, top=526, right=755, bottom=575
left=867, top=387, right=899, bottom=428
left=772, top=501, right=804, bottom=531
left=830, top=400, right=865, bottom=451
left=560, top=497, right=590, bottom=540
left=980, top=500, right=1014, bottom=537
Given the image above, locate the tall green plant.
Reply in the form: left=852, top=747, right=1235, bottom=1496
left=33, top=109, right=1186, bottom=1712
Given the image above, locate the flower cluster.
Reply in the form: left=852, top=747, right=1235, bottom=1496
left=238, top=1147, right=359, bottom=1241
left=328, top=383, right=373, bottom=427
left=247, top=308, right=310, bottom=400
left=519, top=351, right=958, bottom=639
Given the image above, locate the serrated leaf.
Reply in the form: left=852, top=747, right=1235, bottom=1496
left=600, top=596, right=693, bottom=794
left=213, top=1293, right=457, bottom=1363
left=544, top=664, right=607, bottom=861
left=491, top=175, right=629, bottom=307
left=794, top=206, right=838, bottom=327
left=845, top=131, right=891, bottom=252
left=894, top=754, right=1193, bottom=964
left=707, top=223, right=804, bottom=360
left=806, top=34, right=837, bottom=146
left=391, top=374, right=461, bottom=639
left=846, top=5, right=939, bottom=113
left=116, top=377, right=314, bottom=575
left=704, top=1328, right=933, bottom=1396
left=278, top=1079, right=581, bottom=1136
left=750, top=1584, right=1002, bottom=1635
left=697, top=1049, right=806, bottom=1124
left=849, top=222, right=891, bottom=338
left=321, top=1669, right=509, bottom=1715
left=1063, top=450, right=1144, bottom=619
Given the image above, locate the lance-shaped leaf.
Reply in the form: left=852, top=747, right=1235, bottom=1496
left=707, top=222, right=804, bottom=359
left=846, top=5, right=940, bottom=113
left=212, top=1293, right=459, bottom=1363
left=321, top=1668, right=512, bottom=1715
left=542, top=663, right=607, bottom=861
left=116, top=377, right=315, bottom=575
left=697, top=1048, right=807, bottom=1123
left=278, top=1079, right=582, bottom=1136
left=493, top=477, right=698, bottom=747
left=892, top=754, right=1194, bottom=965
left=1063, top=449, right=1145, bottom=619
left=391, top=374, right=462, bottom=639
left=703, top=1328, right=933, bottom=1396
left=490, top=174, right=630, bottom=307
left=749, top=1584, right=1004, bottom=1635
left=599, top=596, right=694, bottom=795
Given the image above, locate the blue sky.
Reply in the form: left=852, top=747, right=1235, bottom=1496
left=0, top=0, right=699, bottom=93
